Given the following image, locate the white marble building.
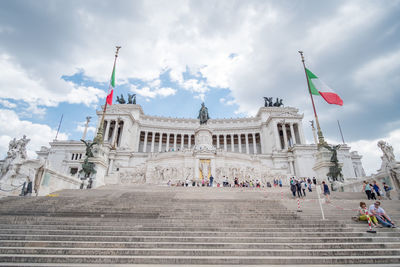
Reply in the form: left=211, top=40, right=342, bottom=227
left=34, top=103, right=365, bottom=191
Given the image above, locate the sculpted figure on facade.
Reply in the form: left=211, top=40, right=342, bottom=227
left=198, top=102, right=210, bottom=125
left=378, top=140, right=400, bottom=190
left=199, top=161, right=210, bottom=179
left=378, top=140, right=396, bottom=166
left=127, top=93, right=136, bottom=104
left=116, top=94, right=126, bottom=104
left=263, top=97, right=273, bottom=107
left=1, top=136, right=31, bottom=181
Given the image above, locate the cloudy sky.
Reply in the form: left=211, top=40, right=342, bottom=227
left=0, top=0, right=399, bottom=175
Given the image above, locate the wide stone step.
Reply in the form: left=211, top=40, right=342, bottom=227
left=0, top=218, right=347, bottom=227
left=2, top=241, right=400, bottom=249
left=0, top=224, right=361, bottom=233
left=1, top=229, right=398, bottom=238
left=1, top=234, right=398, bottom=243
left=1, top=254, right=400, bottom=264
left=1, top=247, right=400, bottom=257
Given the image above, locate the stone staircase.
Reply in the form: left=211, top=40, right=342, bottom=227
left=0, top=185, right=399, bottom=266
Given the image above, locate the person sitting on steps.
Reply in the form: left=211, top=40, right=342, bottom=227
left=369, top=201, right=396, bottom=228
left=352, top=202, right=381, bottom=228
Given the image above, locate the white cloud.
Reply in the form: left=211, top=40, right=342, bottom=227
left=305, top=2, right=386, bottom=54
left=353, top=48, right=400, bottom=98
left=76, top=125, right=96, bottom=134
left=182, top=79, right=209, bottom=93
left=348, top=128, right=400, bottom=175
left=0, top=99, right=16, bottom=109
left=194, top=93, right=205, bottom=101
left=0, top=109, right=68, bottom=159
left=66, top=84, right=106, bottom=107
left=0, top=54, right=107, bottom=112
left=131, top=85, right=176, bottom=99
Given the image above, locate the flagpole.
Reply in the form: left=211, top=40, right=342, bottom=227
left=54, top=114, right=63, bottom=141
left=337, top=119, right=345, bottom=144
left=298, top=51, right=326, bottom=146
left=94, top=46, right=121, bottom=144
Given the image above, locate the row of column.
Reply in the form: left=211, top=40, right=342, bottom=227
left=276, top=122, right=301, bottom=150
left=103, top=119, right=124, bottom=147
left=139, top=131, right=261, bottom=154
left=213, top=133, right=260, bottom=154
left=141, top=132, right=194, bottom=153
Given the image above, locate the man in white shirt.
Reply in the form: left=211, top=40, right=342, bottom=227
left=369, top=201, right=396, bottom=228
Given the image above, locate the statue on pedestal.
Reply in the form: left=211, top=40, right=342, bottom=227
left=378, top=140, right=400, bottom=190
left=79, top=139, right=98, bottom=179
left=198, top=102, right=210, bottom=125
left=323, top=144, right=344, bottom=183
left=116, top=94, right=126, bottom=104
left=263, top=97, right=273, bottom=107
left=263, top=97, right=283, bottom=107
left=128, top=93, right=136, bottom=104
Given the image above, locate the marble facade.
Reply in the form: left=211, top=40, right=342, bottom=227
left=29, top=103, right=365, bottom=193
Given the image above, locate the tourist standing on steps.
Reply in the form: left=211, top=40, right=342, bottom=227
left=363, top=181, right=372, bottom=200
left=296, top=180, right=302, bottom=198
left=279, top=178, right=282, bottom=187
left=369, top=183, right=377, bottom=200
left=302, top=181, right=307, bottom=197
left=209, top=175, right=214, bottom=187
left=312, top=177, right=317, bottom=186
left=383, top=182, right=392, bottom=200
left=322, top=181, right=331, bottom=203
left=290, top=182, right=296, bottom=198
left=372, top=181, right=382, bottom=200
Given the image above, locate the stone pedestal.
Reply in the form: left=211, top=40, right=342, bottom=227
left=193, top=125, right=216, bottom=180
left=313, top=147, right=344, bottom=191
left=89, top=144, right=110, bottom=188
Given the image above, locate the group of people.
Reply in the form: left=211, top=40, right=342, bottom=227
left=289, top=177, right=332, bottom=203
left=354, top=201, right=396, bottom=228
left=167, top=176, right=280, bottom=188
left=363, top=180, right=392, bottom=200
left=289, top=177, right=316, bottom=198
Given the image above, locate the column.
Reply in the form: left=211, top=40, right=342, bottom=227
left=238, top=134, right=242, bottom=153
left=231, top=134, right=234, bottom=152
left=288, top=159, right=294, bottom=175
left=107, top=159, right=114, bottom=175
left=150, top=132, right=155, bottom=153
left=188, top=134, right=191, bottom=149
left=245, top=133, right=249, bottom=154
left=104, top=120, right=111, bottom=142
left=290, top=123, right=296, bottom=145
left=143, top=131, right=148, bottom=152
left=180, top=134, right=184, bottom=150
left=166, top=133, right=170, bottom=151
left=274, top=122, right=281, bottom=150
left=223, top=135, right=227, bottom=151
left=282, top=124, right=288, bottom=149
left=111, top=120, right=118, bottom=146
left=298, top=123, right=306, bottom=144
left=158, top=132, right=163, bottom=152
left=252, top=133, right=257, bottom=154
left=217, top=134, right=220, bottom=148
left=173, top=134, right=177, bottom=151
left=292, top=161, right=297, bottom=176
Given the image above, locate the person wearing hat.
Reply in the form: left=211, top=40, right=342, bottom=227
left=369, top=201, right=396, bottom=228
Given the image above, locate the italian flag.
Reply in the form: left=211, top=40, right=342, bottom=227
left=306, top=68, right=343, bottom=106
left=106, top=65, right=116, bottom=105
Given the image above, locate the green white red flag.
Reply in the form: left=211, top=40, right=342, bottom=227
left=306, top=68, right=343, bottom=106
left=106, top=65, right=116, bottom=105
